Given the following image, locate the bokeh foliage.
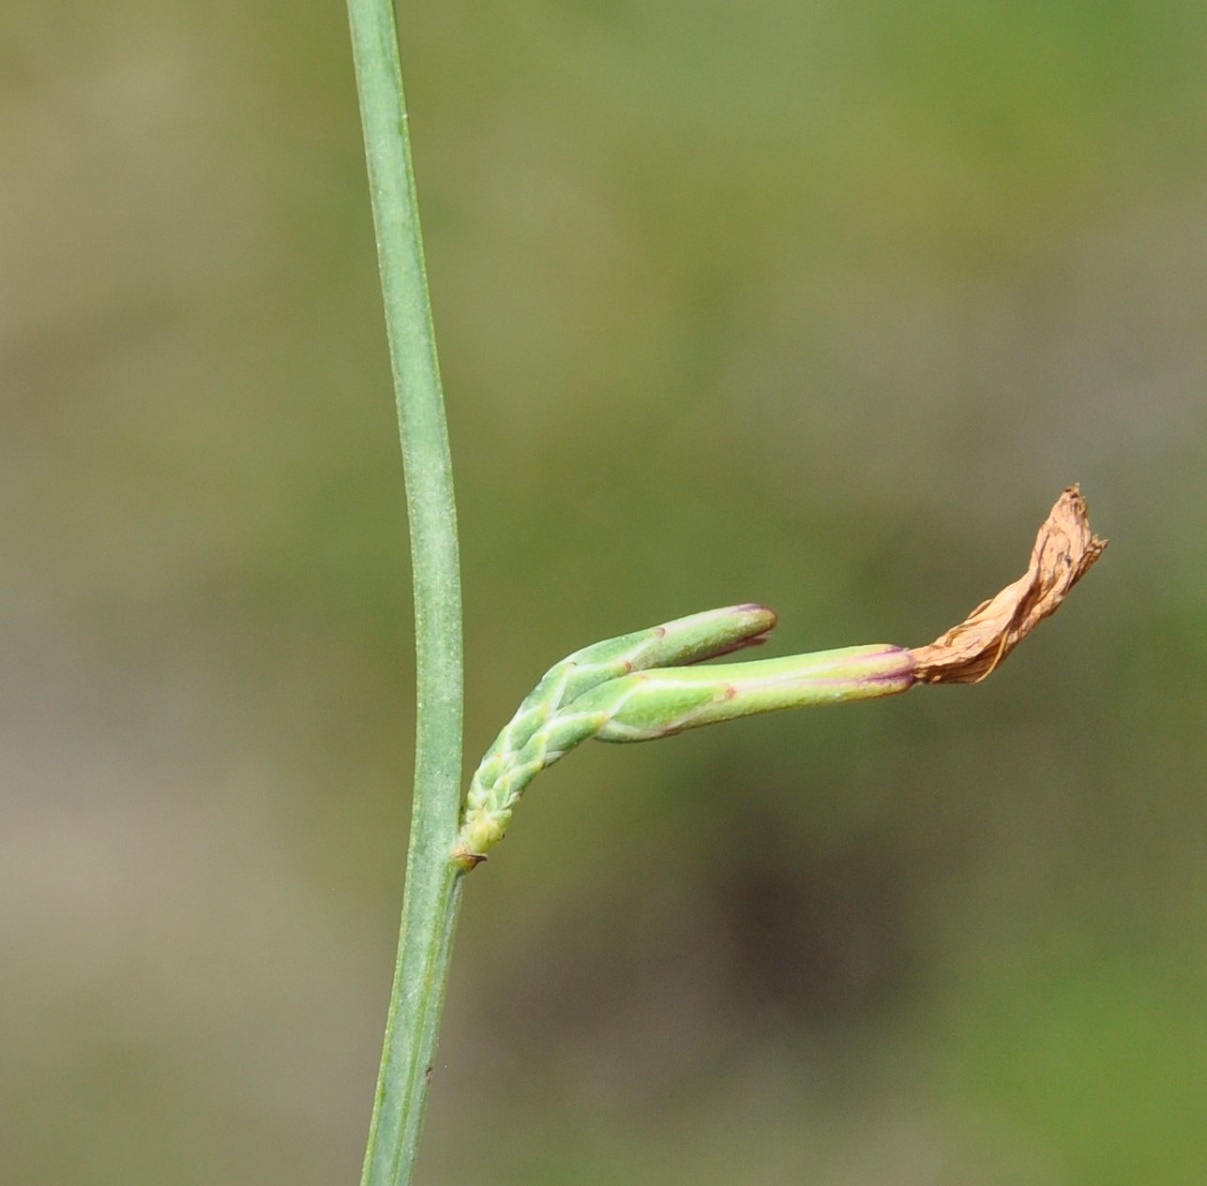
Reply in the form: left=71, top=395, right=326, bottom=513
left=3, top=1, right=1205, bottom=1182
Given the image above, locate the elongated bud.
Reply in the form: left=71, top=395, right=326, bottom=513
left=591, top=645, right=915, bottom=741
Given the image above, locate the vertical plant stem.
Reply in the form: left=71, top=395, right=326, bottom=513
left=346, top=2, right=465, bottom=1185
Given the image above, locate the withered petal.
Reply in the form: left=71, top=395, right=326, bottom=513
left=909, top=486, right=1107, bottom=685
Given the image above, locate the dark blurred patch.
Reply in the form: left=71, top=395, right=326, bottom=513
left=706, top=805, right=920, bottom=1024
left=476, top=793, right=932, bottom=1057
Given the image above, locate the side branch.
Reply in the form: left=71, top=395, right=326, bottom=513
left=454, top=487, right=1106, bottom=868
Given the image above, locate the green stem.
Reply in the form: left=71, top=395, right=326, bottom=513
left=346, top=2, right=464, bottom=1184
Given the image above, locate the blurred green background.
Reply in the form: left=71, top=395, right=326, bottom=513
left=3, top=1, right=1206, bottom=1182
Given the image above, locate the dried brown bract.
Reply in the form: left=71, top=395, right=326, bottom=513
left=909, top=486, right=1107, bottom=685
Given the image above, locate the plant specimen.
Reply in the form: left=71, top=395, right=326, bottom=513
left=345, top=3, right=1105, bottom=1183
